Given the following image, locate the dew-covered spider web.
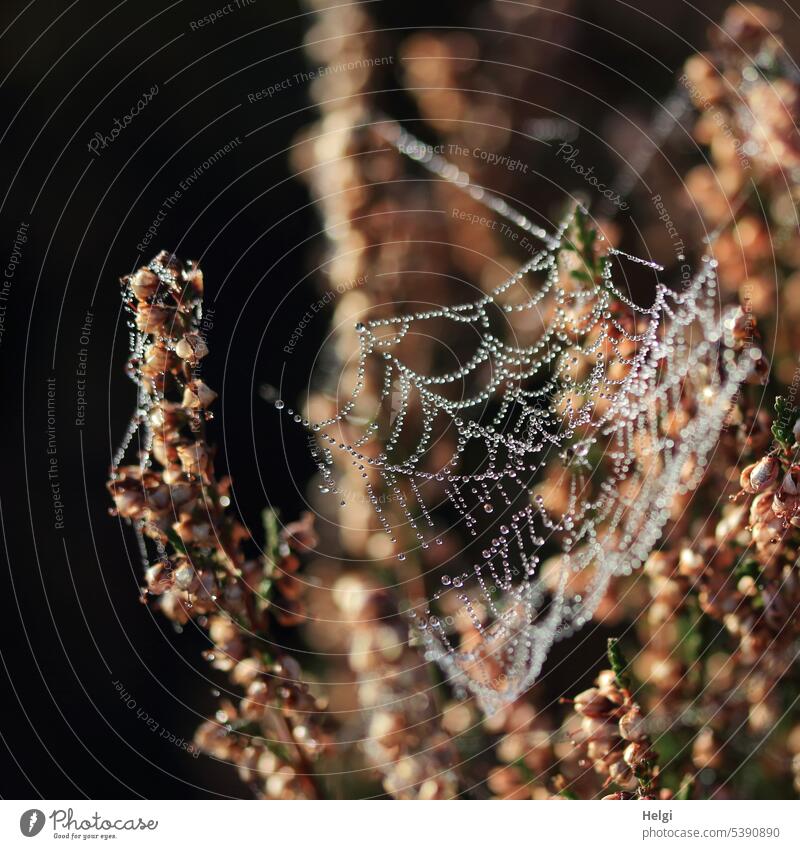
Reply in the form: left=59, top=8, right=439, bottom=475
left=278, top=121, right=752, bottom=714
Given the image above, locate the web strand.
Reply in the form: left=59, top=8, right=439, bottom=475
left=279, top=121, right=751, bottom=714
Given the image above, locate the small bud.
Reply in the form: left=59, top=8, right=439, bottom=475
left=173, top=560, right=198, bottom=591
left=232, top=657, right=261, bottom=687
left=741, top=456, right=778, bottom=494
left=581, top=716, right=620, bottom=743
left=161, top=465, right=184, bottom=485
left=619, top=707, right=648, bottom=742
left=182, top=380, right=217, bottom=410
left=678, top=548, right=704, bottom=579
left=175, top=332, right=209, bottom=362
left=173, top=517, right=213, bottom=545
left=608, top=760, right=638, bottom=791
left=150, top=401, right=187, bottom=432
left=127, top=268, right=160, bottom=299
left=368, top=711, right=406, bottom=747
left=587, top=739, right=621, bottom=765
left=781, top=466, right=800, bottom=495
left=573, top=687, right=618, bottom=718
left=772, top=489, right=800, bottom=520
left=145, top=563, right=174, bottom=595
left=715, top=504, right=747, bottom=544
left=109, top=487, right=146, bottom=519
left=749, top=491, right=775, bottom=525
left=136, top=303, right=178, bottom=335
left=177, top=442, right=209, bottom=476
left=692, top=727, right=722, bottom=770
left=737, top=575, right=758, bottom=596
left=595, top=669, right=622, bottom=697
left=623, top=740, right=651, bottom=767
left=142, top=342, right=179, bottom=379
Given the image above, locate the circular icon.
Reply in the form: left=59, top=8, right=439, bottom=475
left=19, top=810, right=45, bottom=837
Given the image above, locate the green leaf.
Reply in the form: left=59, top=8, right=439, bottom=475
left=573, top=206, right=597, bottom=270
left=570, top=269, right=594, bottom=284
left=734, top=559, right=761, bottom=583
left=772, top=396, right=798, bottom=450
left=607, top=637, right=631, bottom=690
left=679, top=614, right=704, bottom=665
left=261, top=507, right=281, bottom=575
left=675, top=774, right=694, bottom=800
left=165, top=527, right=188, bottom=555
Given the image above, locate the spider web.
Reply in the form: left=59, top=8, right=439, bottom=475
left=282, top=122, right=752, bottom=714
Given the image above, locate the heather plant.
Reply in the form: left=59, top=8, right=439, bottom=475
left=108, top=252, right=331, bottom=798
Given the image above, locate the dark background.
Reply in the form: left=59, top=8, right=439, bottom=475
left=0, top=0, right=789, bottom=799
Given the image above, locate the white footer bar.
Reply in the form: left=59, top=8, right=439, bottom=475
left=2, top=799, right=798, bottom=847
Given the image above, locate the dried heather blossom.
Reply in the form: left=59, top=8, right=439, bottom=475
left=109, top=253, right=331, bottom=799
